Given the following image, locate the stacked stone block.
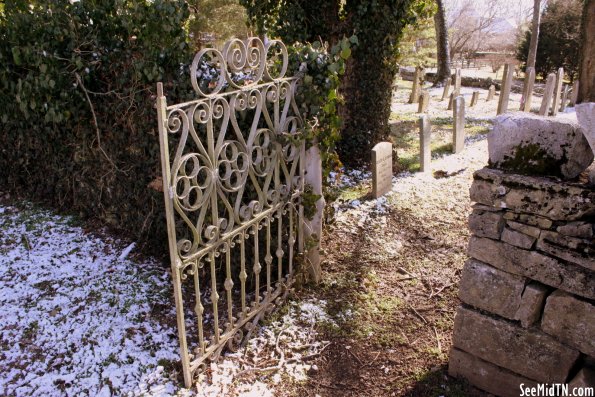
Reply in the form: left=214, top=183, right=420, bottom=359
left=449, top=167, right=595, bottom=396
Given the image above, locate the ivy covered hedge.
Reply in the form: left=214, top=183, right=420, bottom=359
left=0, top=0, right=194, bottom=254
left=0, top=1, right=348, bottom=255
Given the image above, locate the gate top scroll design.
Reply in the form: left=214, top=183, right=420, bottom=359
left=156, top=37, right=306, bottom=388
left=162, top=37, right=304, bottom=267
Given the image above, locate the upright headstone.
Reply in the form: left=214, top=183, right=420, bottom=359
left=486, top=85, right=495, bottom=101
left=417, top=91, right=430, bottom=113
left=569, top=80, right=580, bottom=107
left=551, top=67, right=564, bottom=117
left=441, top=78, right=451, bottom=101
left=453, top=96, right=465, bottom=154
left=520, top=67, right=535, bottom=112
left=539, top=73, right=557, bottom=116
left=409, top=67, right=424, bottom=104
left=447, top=92, right=454, bottom=110
left=419, top=115, right=432, bottom=173
left=470, top=91, right=480, bottom=107
left=453, top=68, right=462, bottom=97
left=372, top=142, right=393, bottom=198
left=497, top=63, right=514, bottom=115
left=560, top=84, right=569, bottom=112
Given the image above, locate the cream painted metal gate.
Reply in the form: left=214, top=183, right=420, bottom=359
left=155, top=37, right=305, bottom=388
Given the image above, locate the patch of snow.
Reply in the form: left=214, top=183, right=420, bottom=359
left=194, top=298, right=331, bottom=396
left=118, top=242, right=136, bottom=260
left=0, top=204, right=180, bottom=396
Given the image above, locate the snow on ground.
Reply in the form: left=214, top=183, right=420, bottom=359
left=193, top=299, right=332, bottom=397
left=330, top=136, right=489, bottom=230
left=0, top=204, right=181, bottom=396
left=0, top=203, right=334, bottom=396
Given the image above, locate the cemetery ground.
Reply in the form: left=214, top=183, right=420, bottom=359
left=0, top=77, right=548, bottom=396
left=0, top=145, right=490, bottom=396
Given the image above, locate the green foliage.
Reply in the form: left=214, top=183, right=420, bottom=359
left=0, top=0, right=194, bottom=254
left=398, top=16, right=437, bottom=67
left=187, top=0, right=249, bottom=46
left=288, top=36, right=356, bottom=179
left=516, top=0, right=583, bottom=79
left=241, top=0, right=434, bottom=166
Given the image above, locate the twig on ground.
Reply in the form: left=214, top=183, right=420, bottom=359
left=363, top=351, right=382, bottom=367
left=429, top=283, right=455, bottom=299
left=433, top=326, right=442, bottom=353
left=406, top=301, right=428, bottom=324
left=396, top=267, right=417, bottom=278
left=236, top=342, right=332, bottom=377
left=346, top=347, right=363, bottom=365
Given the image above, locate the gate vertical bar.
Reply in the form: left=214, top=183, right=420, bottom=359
left=156, top=82, right=192, bottom=387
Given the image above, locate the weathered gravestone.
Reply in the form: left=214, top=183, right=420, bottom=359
left=486, top=85, right=495, bottom=101
left=551, top=68, right=564, bottom=117
left=470, top=91, right=480, bottom=107
left=372, top=142, right=393, bottom=198
left=447, top=92, right=454, bottom=110
left=539, top=73, right=556, bottom=116
left=417, top=91, right=430, bottom=113
left=453, top=96, right=465, bottom=153
left=419, top=115, right=432, bottom=172
left=409, top=67, right=424, bottom=104
left=569, top=80, right=579, bottom=107
left=453, top=68, right=462, bottom=97
left=560, top=85, right=569, bottom=112
left=497, top=63, right=514, bottom=115
left=520, top=67, right=535, bottom=112
left=441, top=78, right=451, bottom=101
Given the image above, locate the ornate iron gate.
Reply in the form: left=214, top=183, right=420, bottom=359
left=155, top=37, right=305, bottom=387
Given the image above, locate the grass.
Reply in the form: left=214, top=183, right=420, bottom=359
left=317, top=267, right=411, bottom=348
left=389, top=116, right=492, bottom=172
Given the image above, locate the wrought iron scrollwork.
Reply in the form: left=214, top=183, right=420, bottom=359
left=156, top=36, right=305, bottom=388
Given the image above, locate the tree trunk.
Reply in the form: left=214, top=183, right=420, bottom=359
left=577, top=0, right=594, bottom=103
left=337, top=40, right=396, bottom=166
left=433, top=0, right=451, bottom=86
left=526, top=0, right=541, bottom=69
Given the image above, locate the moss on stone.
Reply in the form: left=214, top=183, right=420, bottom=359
left=491, top=143, right=566, bottom=178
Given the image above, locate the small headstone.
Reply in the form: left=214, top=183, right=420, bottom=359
left=560, top=84, right=569, bottom=112
left=569, top=80, right=579, bottom=107
left=441, top=78, right=451, bottom=101
left=409, top=67, right=424, bottom=104
left=520, top=67, right=535, bottom=112
left=372, top=142, right=393, bottom=198
left=497, top=63, right=513, bottom=115
left=417, top=91, right=430, bottom=113
left=470, top=91, right=480, bottom=107
left=453, top=96, right=465, bottom=154
left=539, top=73, right=556, bottom=116
left=551, top=67, right=564, bottom=116
left=447, top=92, right=454, bottom=110
left=419, top=115, right=431, bottom=172
left=486, top=85, right=495, bottom=101
left=453, top=68, right=462, bottom=97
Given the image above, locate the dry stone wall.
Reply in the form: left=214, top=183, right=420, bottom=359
left=449, top=167, right=595, bottom=396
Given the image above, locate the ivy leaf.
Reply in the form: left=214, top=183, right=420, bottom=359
left=12, top=47, right=21, bottom=65
left=340, top=47, right=351, bottom=60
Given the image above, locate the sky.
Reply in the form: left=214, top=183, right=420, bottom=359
left=445, top=0, right=540, bottom=28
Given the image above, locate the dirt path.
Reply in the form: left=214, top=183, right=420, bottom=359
left=288, top=139, right=491, bottom=396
